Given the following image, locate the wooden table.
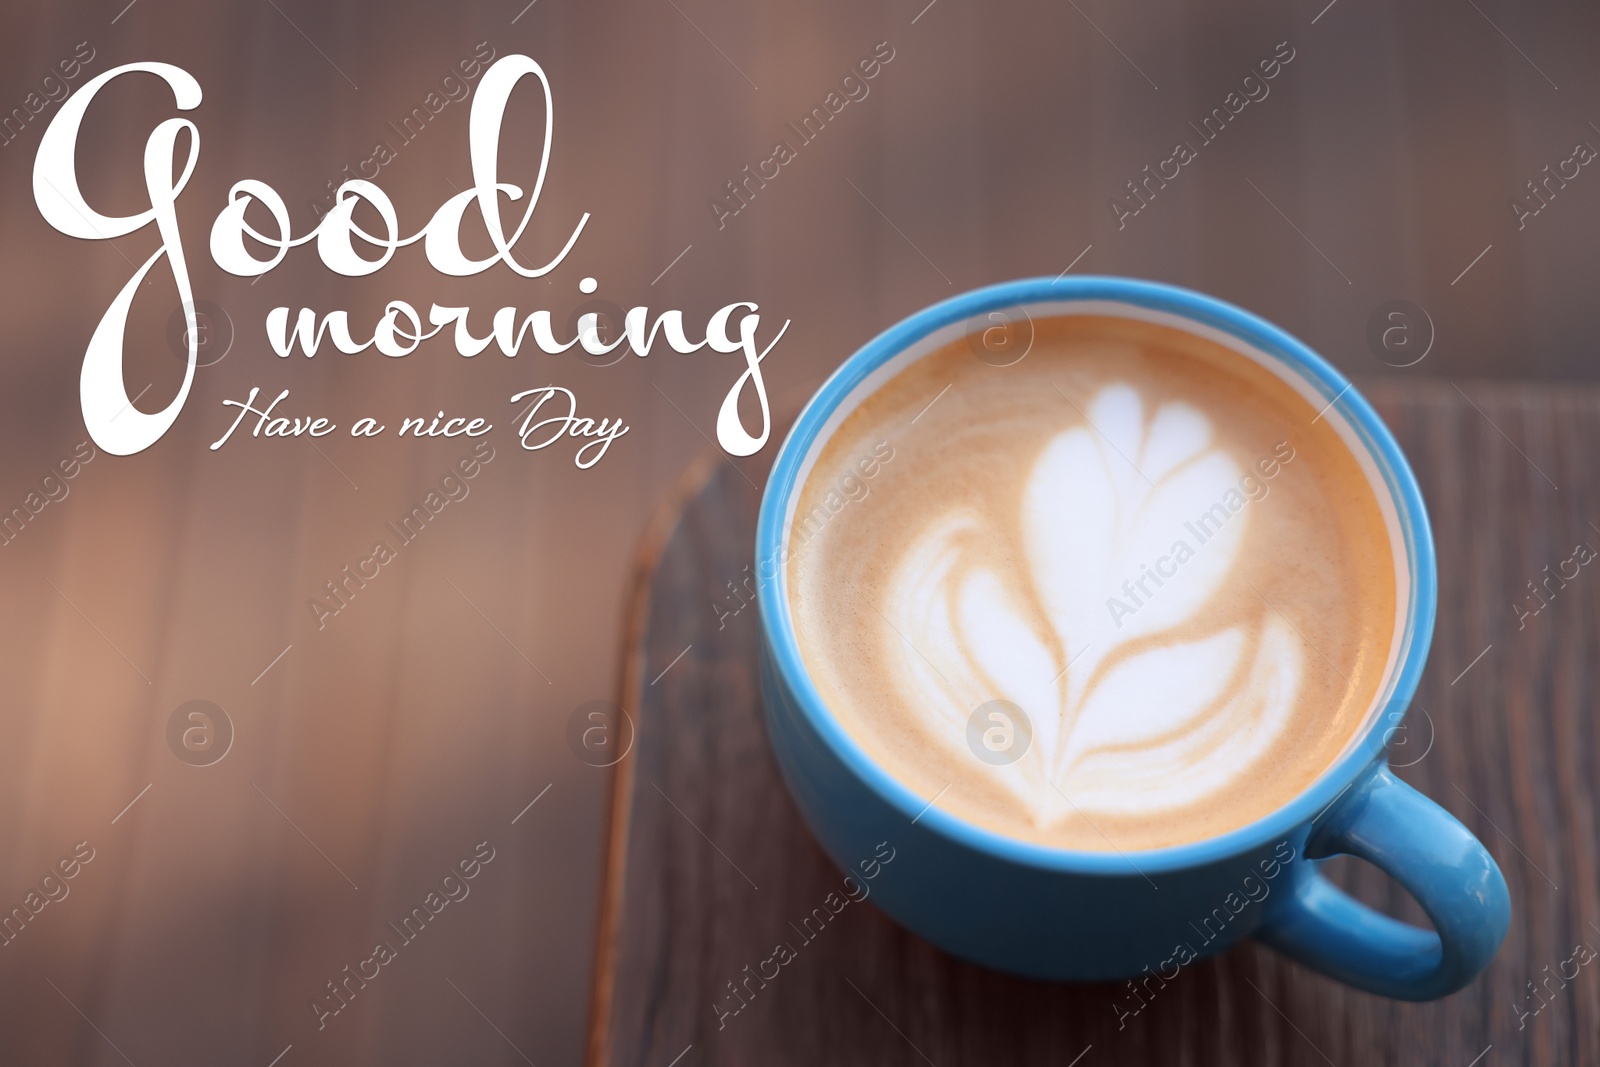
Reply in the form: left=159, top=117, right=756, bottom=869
left=586, top=380, right=1600, bottom=1067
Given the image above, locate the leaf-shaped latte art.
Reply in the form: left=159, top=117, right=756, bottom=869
left=885, top=384, right=1304, bottom=825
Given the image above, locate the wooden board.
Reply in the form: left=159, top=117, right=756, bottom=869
left=588, top=380, right=1600, bottom=1067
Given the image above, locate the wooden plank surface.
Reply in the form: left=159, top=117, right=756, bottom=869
left=589, top=379, right=1600, bottom=1067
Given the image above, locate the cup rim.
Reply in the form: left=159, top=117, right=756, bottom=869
left=755, top=275, right=1437, bottom=875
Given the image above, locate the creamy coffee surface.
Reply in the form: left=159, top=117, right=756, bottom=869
left=786, top=314, right=1397, bottom=851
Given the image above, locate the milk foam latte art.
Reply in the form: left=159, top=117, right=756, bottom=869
left=787, top=315, right=1398, bottom=851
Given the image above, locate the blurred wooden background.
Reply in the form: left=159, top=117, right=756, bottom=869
left=0, top=0, right=1597, bottom=1064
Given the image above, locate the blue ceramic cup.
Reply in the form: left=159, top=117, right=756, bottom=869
left=755, top=276, right=1510, bottom=999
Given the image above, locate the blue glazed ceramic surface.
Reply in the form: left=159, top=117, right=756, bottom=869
left=755, top=277, right=1508, bottom=997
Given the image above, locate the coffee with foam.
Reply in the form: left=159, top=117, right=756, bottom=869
left=786, top=313, right=1400, bottom=852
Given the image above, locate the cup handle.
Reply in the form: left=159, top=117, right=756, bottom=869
left=1254, top=763, right=1511, bottom=1000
